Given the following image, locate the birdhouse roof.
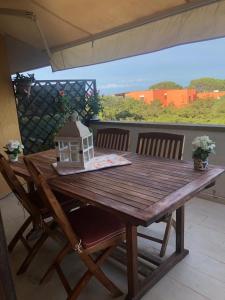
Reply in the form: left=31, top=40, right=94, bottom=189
left=56, top=119, right=91, bottom=138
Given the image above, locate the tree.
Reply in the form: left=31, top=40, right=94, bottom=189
left=100, top=93, right=225, bottom=125
left=189, top=77, right=225, bottom=92
left=149, top=81, right=183, bottom=90
left=100, top=96, right=150, bottom=121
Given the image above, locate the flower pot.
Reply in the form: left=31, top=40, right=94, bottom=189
left=8, top=154, right=18, bottom=162
left=193, top=158, right=208, bottom=171
left=15, top=82, right=32, bottom=97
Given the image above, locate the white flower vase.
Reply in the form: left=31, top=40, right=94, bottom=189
left=193, top=158, right=208, bottom=171
left=8, top=153, right=18, bottom=162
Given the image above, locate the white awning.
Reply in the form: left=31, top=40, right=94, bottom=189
left=0, top=0, right=224, bottom=73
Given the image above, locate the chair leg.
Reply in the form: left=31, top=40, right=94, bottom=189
left=171, top=218, right=176, bottom=230
left=159, top=214, right=174, bottom=257
left=41, top=244, right=122, bottom=299
left=17, top=231, right=48, bottom=275
left=80, top=252, right=123, bottom=298
left=69, top=247, right=117, bottom=300
left=20, top=235, right=32, bottom=252
left=8, top=216, right=32, bottom=253
left=40, top=243, right=71, bottom=285
left=56, top=264, right=72, bottom=296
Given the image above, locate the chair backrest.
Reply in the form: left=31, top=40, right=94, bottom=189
left=136, top=132, right=185, bottom=160
left=23, top=157, right=41, bottom=188
left=24, top=157, right=79, bottom=248
left=0, top=154, right=36, bottom=216
left=96, top=128, right=129, bottom=151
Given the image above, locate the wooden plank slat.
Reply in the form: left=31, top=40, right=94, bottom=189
left=67, top=180, right=151, bottom=208
left=72, top=174, right=163, bottom=201
left=102, top=167, right=188, bottom=189
left=90, top=172, right=169, bottom=197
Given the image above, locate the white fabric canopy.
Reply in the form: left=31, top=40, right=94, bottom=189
left=51, top=1, right=225, bottom=70
left=0, top=0, right=224, bottom=73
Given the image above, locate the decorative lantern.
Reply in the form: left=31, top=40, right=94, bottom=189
left=55, top=112, right=94, bottom=169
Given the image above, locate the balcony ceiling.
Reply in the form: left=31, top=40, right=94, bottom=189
left=0, top=0, right=224, bottom=73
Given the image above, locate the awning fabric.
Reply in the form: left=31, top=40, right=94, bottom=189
left=0, top=0, right=224, bottom=73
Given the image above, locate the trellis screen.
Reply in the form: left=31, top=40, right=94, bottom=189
left=16, top=79, right=96, bottom=154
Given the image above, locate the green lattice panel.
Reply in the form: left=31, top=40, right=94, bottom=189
left=16, top=80, right=96, bottom=154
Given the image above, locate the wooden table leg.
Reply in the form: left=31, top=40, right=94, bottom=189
left=123, top=206, right=188, bottom=300
left=176, top=206, right=185, bottom=253
left=126, top=223, right=139, bottom=300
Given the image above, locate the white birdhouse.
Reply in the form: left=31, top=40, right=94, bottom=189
left=55, top=113, right=94, bottom=169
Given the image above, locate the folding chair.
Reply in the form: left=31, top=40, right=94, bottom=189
left=136, top=132, right=185, bottom=257
left=0, top=154, right=80, bottom=274
left=25, top=158, right=125, bottom=300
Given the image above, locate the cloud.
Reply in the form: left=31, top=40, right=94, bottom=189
left=99, top=78, right=149, bottom=89
left=99, top=83, right=133, bottom=89
left=129, top=78, right=149, bottom=83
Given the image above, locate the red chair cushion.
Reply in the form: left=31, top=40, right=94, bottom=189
left=68, top=205, right=125, bottom=249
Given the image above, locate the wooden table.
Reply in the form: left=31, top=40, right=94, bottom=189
left=12, top=149, right=225, bottom=300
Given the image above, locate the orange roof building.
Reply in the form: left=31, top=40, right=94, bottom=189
left=197, top=91, right=225, bottom=100
left=125, top=89, right=197, bottom=108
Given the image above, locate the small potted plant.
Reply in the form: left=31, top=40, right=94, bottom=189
left=13, top=73, right=35, bottom=98
left=192, top=136, right=215, bottom=171
left=4, top=140, right=24, bottom=162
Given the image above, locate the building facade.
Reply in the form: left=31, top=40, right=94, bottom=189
left=125, top=89, right=197, bottom=107
left=197, top=91, right=225, bottom=100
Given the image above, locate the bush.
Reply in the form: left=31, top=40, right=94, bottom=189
left=100, top=95, right=225, bottom=125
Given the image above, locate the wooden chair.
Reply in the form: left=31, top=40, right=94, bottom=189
left=96, top=128, right=130, bottom=151
left=136, top=132, right=185, bottom=257
left=136, top=132, right=184, bottom=159
left=0, top=154, right=80, bottom=275
left=25, top=158, right=125, bottom=300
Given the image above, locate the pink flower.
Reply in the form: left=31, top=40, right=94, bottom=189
left=59, top=90, right=65, bottom=97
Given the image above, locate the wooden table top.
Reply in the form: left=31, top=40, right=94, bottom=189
left=12, top=149, right=225, bottom=226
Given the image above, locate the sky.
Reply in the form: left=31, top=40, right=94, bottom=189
left=28, top=37, right=225, bottom=95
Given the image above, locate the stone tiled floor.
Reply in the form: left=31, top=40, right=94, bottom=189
left=1, top=194, right=225, bottom=300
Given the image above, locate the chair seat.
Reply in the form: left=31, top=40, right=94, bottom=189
left=69, top=205, right=125, bottom=249
left=30, top=190, right=79, bottom=216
